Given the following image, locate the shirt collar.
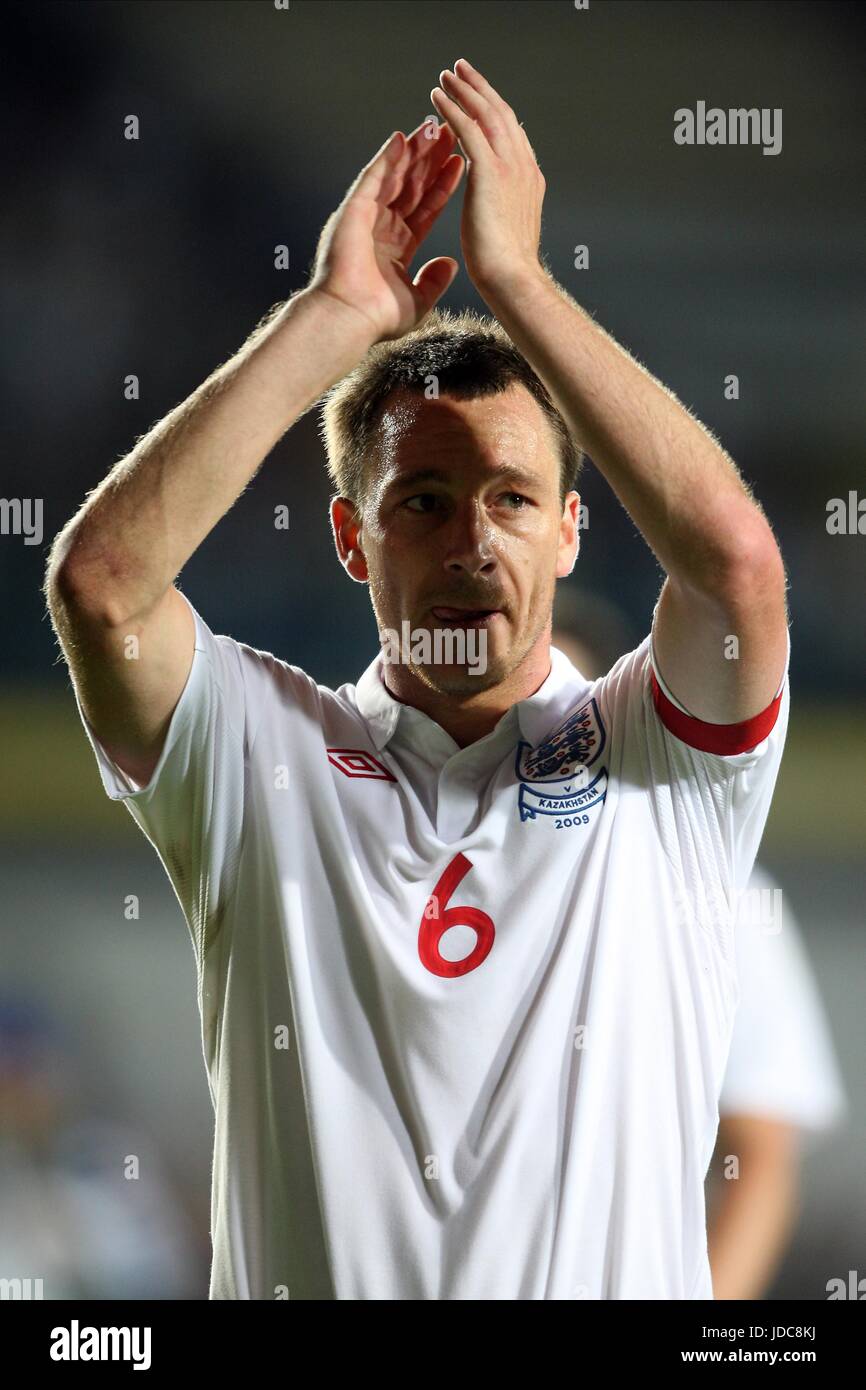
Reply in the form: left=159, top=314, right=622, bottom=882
left=354, top=646, right=590, bottom=752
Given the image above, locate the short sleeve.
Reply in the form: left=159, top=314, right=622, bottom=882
left=72, top=591, right=249, bottom=965
left=719, top=865, right=848, bottom=1139
left=596, top=621, right=791, bottom=962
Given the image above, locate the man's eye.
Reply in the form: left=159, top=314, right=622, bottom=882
left=403, top=494, right=440, bottom=513
left=503, top=493, right=529, bottom=508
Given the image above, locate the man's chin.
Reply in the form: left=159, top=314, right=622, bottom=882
left=414, top=653, right=508, bottom=696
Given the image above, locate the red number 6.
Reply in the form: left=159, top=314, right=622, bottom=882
left=418, top=852, right=495, bottom=978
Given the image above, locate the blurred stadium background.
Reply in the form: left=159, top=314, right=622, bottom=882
left=1, top=0, right=863, bottom=1298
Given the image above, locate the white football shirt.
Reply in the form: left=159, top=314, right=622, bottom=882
left=73, top=590, right=791, bottom=1299
left=720, top=862, right=847, bottom=1138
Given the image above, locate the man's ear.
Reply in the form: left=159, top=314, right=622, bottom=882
left=556, top=491, right=581, bottom=579
left=330, top=496, right=369, bottom=582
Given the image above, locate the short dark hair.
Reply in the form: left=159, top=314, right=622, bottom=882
left=318, top=305, right=584, bottom=511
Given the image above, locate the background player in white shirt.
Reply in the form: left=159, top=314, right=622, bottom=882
left=554, top=597, right=847, bottom=1300
left=708, top=861, right=847, bottom=1298
left=44, top=62, right=791, bottom=1298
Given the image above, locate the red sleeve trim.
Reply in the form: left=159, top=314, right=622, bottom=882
left=650, top=668, right=784, bottom=755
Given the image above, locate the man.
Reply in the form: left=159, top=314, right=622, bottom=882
left=706, top=860, right=847, bottom=1299
left=44, top=60, right=789, bottom=1299
left=553, top=592, right=846, bottom=1300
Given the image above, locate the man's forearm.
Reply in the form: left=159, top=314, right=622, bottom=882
left=481, top=269, right=775, bottom=592
left=48, top=287, right=376, bottom=626
left=707, top=1152, right=799, bottom=1300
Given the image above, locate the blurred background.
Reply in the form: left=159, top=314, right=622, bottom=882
left=1, top=0, right=863, bottom=1298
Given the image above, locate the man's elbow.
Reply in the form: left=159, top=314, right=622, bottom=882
left=716, top=515, right=788, bottom=617
left=44, top=524, right=123, bottom=628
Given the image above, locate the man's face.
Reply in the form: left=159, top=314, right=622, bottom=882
left=332, top=384, right=580, bottom=696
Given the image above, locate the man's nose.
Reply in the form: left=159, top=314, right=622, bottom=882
left=443, top=502, right=498, bottom=577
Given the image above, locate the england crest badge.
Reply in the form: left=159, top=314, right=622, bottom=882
left=515, top=697, right=608, bottom=826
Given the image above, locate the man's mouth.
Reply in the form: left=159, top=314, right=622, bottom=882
left=430, top=606, right=503, bottom=628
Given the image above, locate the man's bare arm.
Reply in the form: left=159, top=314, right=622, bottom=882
left=707, top=1113, right=800, bottom=1299
left=480, top=268, right=789, bottom=724
left=43, top=288, right=377, bottom=786
left=49, top=288, right=378, bottom=632
left=44, top=121, right=465, bottom=787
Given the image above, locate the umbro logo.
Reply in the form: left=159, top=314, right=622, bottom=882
left=326, top=748, right=397, bottom=782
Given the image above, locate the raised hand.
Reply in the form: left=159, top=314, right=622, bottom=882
left=308, top=120, right=465, bottom=343
left=430, top=59, right=546, bottom=298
